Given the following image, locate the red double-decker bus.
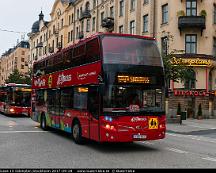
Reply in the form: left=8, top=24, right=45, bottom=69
left=31, top=33, right=166, bottom=144
left=0, top=83, right=32, bottom=116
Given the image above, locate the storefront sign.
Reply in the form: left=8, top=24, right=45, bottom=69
left=171, top=57, right=212, bottom=67
left=174, top=90, right=216, bottom=97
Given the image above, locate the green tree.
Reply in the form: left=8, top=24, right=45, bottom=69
left=5, top=69, right=32, bottom=85
left=163, top=52, right=196, bottom=96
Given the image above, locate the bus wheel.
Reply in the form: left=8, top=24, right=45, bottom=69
left=40, top=115, right=47, bottom=130
left=72, top=122, right=84, bottom=144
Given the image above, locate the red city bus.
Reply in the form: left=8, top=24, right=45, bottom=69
left=31, top=33, right=166, bottom=144
left=0, top=83, right=32, bottom=116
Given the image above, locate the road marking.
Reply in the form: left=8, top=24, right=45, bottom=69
left=167, top=133, right=216, bottom=144
left=202, top=157, right=216, bottom=162
left=0, top=131, right=47, bottom=134
left=141, top=141, right=154, bottom=145
left=166, top=147, right=188, bottom=154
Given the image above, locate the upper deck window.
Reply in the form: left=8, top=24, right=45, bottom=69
left=102, top=36, right=162, bottom=66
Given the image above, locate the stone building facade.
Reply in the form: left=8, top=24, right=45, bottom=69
left=28, top=0, right=216, bottom=118
left=0, top=41, right=30, bottom=85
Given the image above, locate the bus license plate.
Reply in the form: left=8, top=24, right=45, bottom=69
left=133, top=134, right=146, bottom=139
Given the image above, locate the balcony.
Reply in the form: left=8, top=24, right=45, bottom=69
left=178, top=16, right=206, bottom=35
left=79, top=10, right=91, bottom=21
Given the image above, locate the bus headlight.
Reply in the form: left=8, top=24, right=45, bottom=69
left=9, top=108, right=15, bottom=113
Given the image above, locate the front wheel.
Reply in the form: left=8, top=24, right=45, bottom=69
left=40, top=115, right=47, bottom=130
left=72, top=122, right=84, bottom=144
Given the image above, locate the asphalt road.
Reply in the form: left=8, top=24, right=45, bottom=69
left=0, top=114, right=216, bottom=169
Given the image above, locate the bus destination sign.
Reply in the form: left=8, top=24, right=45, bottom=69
left=117, top=75, right=151, bottom=84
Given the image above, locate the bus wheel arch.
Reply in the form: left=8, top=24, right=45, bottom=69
left=40, top=112, right=47, bottom=130
left=72, top=118, right=84, bottom=144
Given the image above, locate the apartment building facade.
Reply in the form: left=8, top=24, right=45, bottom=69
left=0, top=41, right=30, bottom=85
left=28, top=0, right=216, bottom=118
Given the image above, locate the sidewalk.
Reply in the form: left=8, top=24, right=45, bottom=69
left=167, top=118, right=216, bottom=134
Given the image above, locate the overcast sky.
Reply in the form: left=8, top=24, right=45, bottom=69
left=0, top=0, right=55, bottom=56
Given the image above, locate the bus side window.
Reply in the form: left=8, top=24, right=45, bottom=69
left=73, top=87, right=88, bottom=110
left=86, top=38, right=100, bottom=64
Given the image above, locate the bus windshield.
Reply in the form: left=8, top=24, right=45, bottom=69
left=102, top=36, right=162, bottom=66
left=103, top=85, right=165, bottom=114
left=9, top=91, right=31, bottom=107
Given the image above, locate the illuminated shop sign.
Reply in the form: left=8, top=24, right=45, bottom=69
left=171, top=57, right=212, bottom=67
left=174, top=90, right=216, bottom=97
left=117, top=75, right=151, bottom=84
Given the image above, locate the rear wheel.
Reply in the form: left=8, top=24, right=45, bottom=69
left=72, top=122, right=84, bottom=144
left=40, top=115, right=47, bottom=130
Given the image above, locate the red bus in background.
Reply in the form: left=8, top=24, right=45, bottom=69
left=31, top=33, right=166, bottom=144
left=0, top=83, right=31, bottom=116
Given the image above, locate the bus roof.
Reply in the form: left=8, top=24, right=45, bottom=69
left=2, top=83, right=31, bottom=87
left=34, top=32, right=156, bottom=64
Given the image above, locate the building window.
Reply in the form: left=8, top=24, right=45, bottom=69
left=86, top=19, right=90, bottom=32
left=93, top=0, right=97, bottom=8
left=120, top=0, right=124, bottom=17
left=214, top=4, right=216, bottom=24
left=70, top=30, right=73, bottom=42
left=161, top=36, right=168, bottom=56
left=143, top=14, right=148, bottom=32
left=110, top=6, right=114, bottom=18
left=131, top=0, right=136, bottom=11
left=68, top=32, right=71, bottom=43
left=162, top=4, right=168, bottom=24
left=76, top=27, right=79, bottom=39
left=186, top=0, right=197, bottom=16
left=77, top=9, right=79, bottom=20
left=101, top=12, right=105, bottom=26
left=92, top=17, right=96, bottom=31
left=81, top=21, right=84, bottom=32
left=85, top=2, right=90, bottom=11
left=184, top=69, right=196, bottom=89
left=61, top=19, right=64, bottom=28
left=119, top=25, right=124, bottom=33
left=21, top=65, right=25, bottom=69
left=21, top=58, right=25, bottom=62
left=143, top=0, right=149, bottom=5
left=130, top=20, right=135, bottom=34
left=185, top=34, right=197, bottom=54
left=213, top=37, right=216, bottom=56
left=69, top=15, right=71, bottom=25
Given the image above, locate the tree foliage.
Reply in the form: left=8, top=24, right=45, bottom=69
left=5, top=69, right=31, bottom=85
left=163, top=52, right=196, bottom=87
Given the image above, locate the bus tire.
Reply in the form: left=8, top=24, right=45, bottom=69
left=72, top=121, right=84, bottom=144
left=40, top=114, right=47, bottom=131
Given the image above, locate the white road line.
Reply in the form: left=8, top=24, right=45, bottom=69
left=167, top=133, right=216, bottom=144
left=0, top=131, right=47, bottom=134
left=202, top=157, right=216, bottom=162
left=166, top=147, right=188, bottom=154
left=141, top=141, right=154, bottom=145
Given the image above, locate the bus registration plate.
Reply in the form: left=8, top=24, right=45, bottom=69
left=133, top=134, right=146, bottom=139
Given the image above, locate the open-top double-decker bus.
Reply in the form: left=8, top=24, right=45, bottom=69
left=31, top=33, right=166, bottom=144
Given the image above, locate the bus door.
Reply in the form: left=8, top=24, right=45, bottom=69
left=47, top=89, right=61, bottom=129
left=88, top=86, right=100, bottom=141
